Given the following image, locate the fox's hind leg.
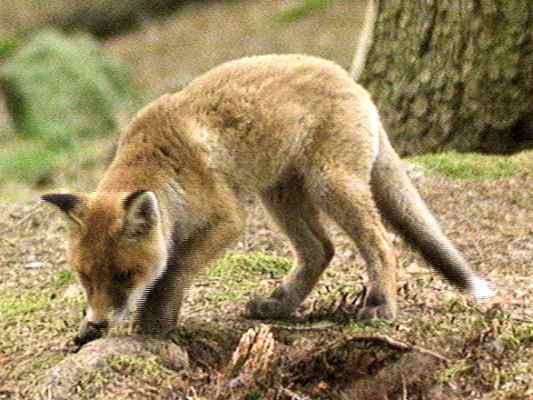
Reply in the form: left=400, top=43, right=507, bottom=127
left=246, top=175, right=334, bottom=319
left=308, top=169, right=398, bottom=320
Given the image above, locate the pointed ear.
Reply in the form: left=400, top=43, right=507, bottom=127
left=122, top=190, right=160, bottom=237
left=41, top=193, right=86, bottom=226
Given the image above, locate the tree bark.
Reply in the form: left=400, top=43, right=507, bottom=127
left=356, top=0, right=533, bottom=155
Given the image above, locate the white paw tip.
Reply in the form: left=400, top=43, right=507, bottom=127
left=470, top=277, right=496, bottom=301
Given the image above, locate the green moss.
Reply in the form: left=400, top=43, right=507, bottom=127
left=0, top=38, right=20, bottom=60
left=347, top=318, right=396, bottom=336
left=0, top=293, right=50, bottom=320
left=408, top=151, right=532, bottom=180
left=210, top=252, right=293, bottom=279
left=55, top=270, right=76, bottom=288
left=108, top=354, right=168, bottom=377
left=274, top=0, right=331, bottom=23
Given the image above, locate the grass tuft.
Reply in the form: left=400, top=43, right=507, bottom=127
left=210, top=252, right=293, bottom=279
left=274, top=0, right=331, bottom=23
left=0, top=293, right=50, bottom=321
left=55, top=270, right=76, bottom=288
left=408, top=151, right=533, bottom=180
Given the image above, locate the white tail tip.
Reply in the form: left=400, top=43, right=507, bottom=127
left=470, top=277, right=496, bottom=301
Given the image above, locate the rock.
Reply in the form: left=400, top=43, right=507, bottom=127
left=405, top=261, right=427, bottom=274
left=25, top=261, right=46, bottom=269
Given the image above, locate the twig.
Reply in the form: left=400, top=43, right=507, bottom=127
left=0, top=236, right=16, bottom=246
left=347, top=335, right=450, bottom=363
left=270, top=323, right=336, bottom=333
left=401, top=374, right=407, bottom=400
left=0, top=202, right=44, bottom=236
left=509, top=317, right=532, bottom=324
left=280, top=387, right=312, bottom=400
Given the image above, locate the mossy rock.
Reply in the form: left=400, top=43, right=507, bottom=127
left=0, top=30, right=141, bottom=147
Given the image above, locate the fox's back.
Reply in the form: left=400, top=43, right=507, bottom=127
left=110, top=55, right=379, bottom=194
left=175, top=55, right=378, bottom=191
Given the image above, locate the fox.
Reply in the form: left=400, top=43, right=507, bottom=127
left=42, top=54, right=495, bottom=346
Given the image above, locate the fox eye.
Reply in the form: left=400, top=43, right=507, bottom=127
left=113, top=271, right=133, bottom=284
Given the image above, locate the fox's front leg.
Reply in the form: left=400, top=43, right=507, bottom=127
left=74, top=319, right=109, bottom=346
left=136, top=206, right=245, bottom=337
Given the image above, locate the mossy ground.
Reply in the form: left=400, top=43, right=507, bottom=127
left=409, top=150, right=533, bottom=180
left=0, top=154, right=532, bottom=398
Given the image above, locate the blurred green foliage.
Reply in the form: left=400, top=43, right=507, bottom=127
left=0, top=29, right=142, bottom=187
left=0, top=38, right=20, bottom=60
left=274, top=0, right=331, bottom=23
left=0, top=29, right=141, bottom=146
left=0, top=141, right=58, bottom=184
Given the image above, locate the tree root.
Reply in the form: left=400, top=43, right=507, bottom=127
left=219, top=328, right=450, bottom=399
left=287, top=333, right=450, bottom=399
left=34, top=336, right=189, bottom=400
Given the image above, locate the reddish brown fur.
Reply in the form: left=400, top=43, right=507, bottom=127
left=43, top=55, right=492, bottom=343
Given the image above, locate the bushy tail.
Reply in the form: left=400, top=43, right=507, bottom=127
left=371, top=128, right=495, bottom=300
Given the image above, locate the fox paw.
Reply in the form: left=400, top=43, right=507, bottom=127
left=73, top=320, right=109, bottom=347
left=245, top=296, right=293, bottom=320
left=357, top=304, right=396, bottom=321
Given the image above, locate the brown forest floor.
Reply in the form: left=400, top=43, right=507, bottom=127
left=0, top=2, right=531, bottom=397
left=0, top=160, right=532, bottom=399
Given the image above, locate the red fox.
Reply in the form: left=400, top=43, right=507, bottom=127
left=42, top=54, right=494, bottom=345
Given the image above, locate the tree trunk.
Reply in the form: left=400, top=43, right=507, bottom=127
left=355, top=0, right=533, bottom=155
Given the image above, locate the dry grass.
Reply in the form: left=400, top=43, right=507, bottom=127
left=104, top=0, right=368, bottom=96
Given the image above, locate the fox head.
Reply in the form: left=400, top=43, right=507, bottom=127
left=42, top=190, right=167, bottom=335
